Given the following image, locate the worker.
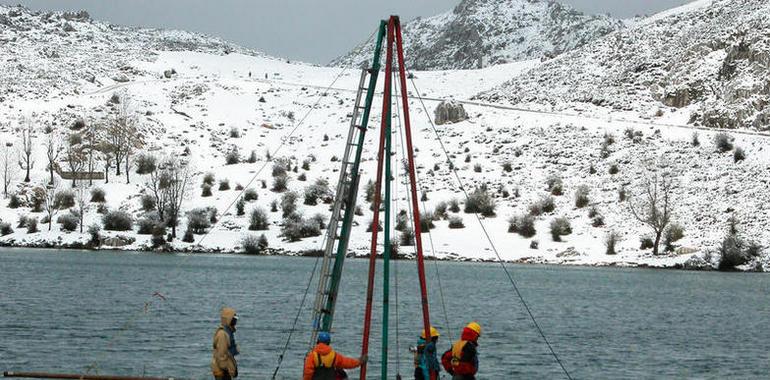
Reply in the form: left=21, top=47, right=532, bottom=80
left=211, top=307, right=239, bottom=380
left=441, top=322, right=481, bottom=380
left=413, top=326, right=441, bottom=380
left=303, top=331, right=367, bottom=380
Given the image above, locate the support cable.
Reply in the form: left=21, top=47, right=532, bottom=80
left=408, top=76, right=574, bottom=380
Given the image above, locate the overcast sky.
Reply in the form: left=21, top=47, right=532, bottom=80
left=1, top=0, right=695, bottom=64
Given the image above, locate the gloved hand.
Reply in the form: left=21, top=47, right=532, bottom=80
left=359, top=355, right=369, bottom=364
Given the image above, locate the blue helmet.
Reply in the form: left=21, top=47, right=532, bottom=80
left=318, top=331, right=331, bottom=344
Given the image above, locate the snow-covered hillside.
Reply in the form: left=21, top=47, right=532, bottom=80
left=331, top=0, right=623, bottom=70
left=0, top=5, right=767, bottom=270
left=479, top=0, right=770, bottom=131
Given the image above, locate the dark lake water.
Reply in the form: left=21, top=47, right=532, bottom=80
left=1, top=249, right=769, bottom=379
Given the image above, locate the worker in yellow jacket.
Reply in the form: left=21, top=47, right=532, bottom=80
left=211, top=307, right=239, bottom=380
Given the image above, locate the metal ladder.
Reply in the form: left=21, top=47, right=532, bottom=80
left=309, top=68, right=376, bottom=345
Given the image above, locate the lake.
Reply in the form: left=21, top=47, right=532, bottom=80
left=1, top=249, right=769, bottom=379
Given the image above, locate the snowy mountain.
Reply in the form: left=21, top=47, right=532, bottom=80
left=331, top=0, right=624, bottom=70
left=479, top=0, right=770, bottom=131
left=0, top=5, right=768, bottom=270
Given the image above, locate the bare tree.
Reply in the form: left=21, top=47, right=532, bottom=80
left=17, top=117, right=34, bottom=182
left=64, top=137, right=86, bottom=188
left=43, top=180, right=60, bottom=231
left=629, top=172, right=675, bottom=256
left=44, top=129, right=62, bottom=185
left=145, top=155, right=170, bottom=222
left=76, top=184, right=88, bottom=233
left=97, top=140, right=113, bottom=184
left=1, top=143, right=18, bottom=198
left=163, top=157, right=191, bottom=239
left=83, top=120, right=102, bottom=186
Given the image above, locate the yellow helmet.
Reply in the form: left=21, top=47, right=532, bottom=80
left=420, top=326, right=440, bottom=339
left=466, top=321, right=482, bottom=336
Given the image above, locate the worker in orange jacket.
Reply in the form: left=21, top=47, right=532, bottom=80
left=441, top=322, right=481, bottom=380
left=303, top=332, right=367, bottom=380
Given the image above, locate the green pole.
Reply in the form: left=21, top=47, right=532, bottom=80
left=321, top=20, right=386, bottom=333
left=381, top=65, right=393, bottom=380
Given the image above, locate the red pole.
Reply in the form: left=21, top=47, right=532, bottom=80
left=393, top=16, right=437, bottom=380
left=360, top=17, right=395, bottom=380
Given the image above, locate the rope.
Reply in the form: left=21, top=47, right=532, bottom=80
left=408, top=76, right=574, bottom=380
left=271, top=254, right=322, bottom=379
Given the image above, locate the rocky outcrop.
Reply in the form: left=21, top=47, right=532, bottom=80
left=434, top=101, right=468, bottom=125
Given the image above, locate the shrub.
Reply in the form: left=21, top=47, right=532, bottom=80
left=186, top=208, right=212, bottom=234
left=310, top=213, right=326, bottom=230
left=141, top=195, right=156, bottom=211
left=281, top=191, right=299, bottom=218
left=589, top=164, right=597, bottom=174
left=281, top=213, right=322, bottom=242
left=182, top=228, right=195, bottom=243
left=90, top=187, right=106, bottom=203
left=354, top=205, right=363, bottom=216
left=236, top=198, right=246, bottom=216
left=400, top=227, right=415, bottom=246
left=302, top=160, right=311, bottom=171
left=608, top=164, right=619, bottom=175
left=717, top=232, right=761, bottom=271
left=249, top=208, right=269, bottom=230
left=27, top=218, right=39, bottom=234
left=241, top=234, right=269, bottom=255
left=97, top=203, right=108, bottom=214
left=575, top=185, right=590, bottom=208
left=448, top=216, right=464, bottom=229
left=509, top=214, right=536, bottom=238
left=395, top=211, right=408, bottom=231
left=640, top=236, right=654, bottom=250
left=618, top=186, right=627, bottom=202
left=734, top=147, right=746, bottom=162
left=298, top=173, right=307, bottom=181
left=367, top=219, right=383, bottom=232
left=135, top=154, right=157, bottom=174
left=137, top=217, right=156, bottom=235
left=419, top=212, right=435, bottom=231
left=272, top=162, right=288, bottom=177
left=270, top=200, right=278, bottom=212
left=8, top=194, right=21, bottom=208
left=529, top=196, right=555, bottom=216
left=449, top=199, right=460, bottom=213
left=605, top=231, right=621, bottom=255
left=364, top=180, right=375, bottom=203
left=0, top=222, right=13, bottom=236
left=201, top=184, right=213, bottom=197
left=30, top=187, right=45, bottom=212
left=54, top=190, right=76, bottom=209
left=603, top=132, right=615, bottom=145
left=218, top=179, right=230, bottom=191
left=434, top=202, right=448, bottom=220
left=464, top=187, right=496, bottom=216
left=304, top=178, right=331, bottom=205
left=464, top=154, right=471, bottom=163
left=243, top=188, right=258, bottom=201
left=247, top=150, right=257, bottom=163
left=229, top=127, right=241, bottom=138
left=592, top=214, right=605, bottom=227
left=57, top=213, right=79, bottom=232
left=530, top=240, right=539, bottom=250
left=546, top=175, right=563, bottom=196
left=473, top=164, right=482, bottom=173
left=17, top=215, right=29, bottom=228
left=272, top=175, right=289, bottom=192
left=664, top=223, right=685, bottom=252
left=691, top=132, right=700, bottom=147
left=225, top=148, right=240, bottom=165
left=88, top=224, right=101, bottom=246
left=502, top=162, right=513, bottom=173
left=550, top=217, right=572, bottom=242
left=235, top=183, right=244, bottom=191
left=102, top=210, right=133, bottom=231
left=421, top=192, right=429, bottom=202
left=151, top=224, right=167, bottom=248
left=202, top=172, right=216, bottom=186
left=714, top=132, right=734, bottom=153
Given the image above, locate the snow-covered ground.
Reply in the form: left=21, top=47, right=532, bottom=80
left=0, top=5, right=767, bottom=270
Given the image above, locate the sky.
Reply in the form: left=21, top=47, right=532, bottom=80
left=1, top=0, right=695, bottom=64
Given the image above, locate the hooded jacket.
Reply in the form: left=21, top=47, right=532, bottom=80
left=441, top=327, right=479, bottom=378
left=211, top=308, right=239, bottom=377
left=302, top=343, right=360, bottom=380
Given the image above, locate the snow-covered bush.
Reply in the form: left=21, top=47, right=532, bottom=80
left=734, top=147, right=746, bottom=162
left=54, top=190, right=75, bottom=209
left=529, top=195, right=555, bottom=216
left=464, top=187, right=496, bottom=216
left=691, top=132, right=700, bottom=147
left=281, top=191, right=298, bottom=218
left=448, top=199, right=460, bottom=213
left=243, top=188, right=258, bottom=201
left=182, top=228, right=195, bottom=243
left=298, top=173, right=307, bottom=181
left=718, top=233, right=761, bottom=271
left=618, top=186, right=627, bottom=202
left=90, top=187, right=106, bottom=203
left=186, top=208, right=212, bottom=234
left=502, top=162, right=513, bottom=173
left=400, top=227, right=415, bottom=246
left=664, top=223, right=685, bottom=252
left=88, top=224, right=101, bottom=246
left=473, top=163, right=482, bottom=173
left=8, top=194, right=20, bottom=208
left=202, top=172, right=215, bottom=186
left=640, top=236, right=654, bottom=250
left=218, top=179, right=230, bottom=191
left=135, top=154, right=157, bottom=174
left=249, top=207, right=269, bottom=230
left=0, top=222, right=13, bottom=236
left=550, top=217, right=572, bottom=242
left=714, top=133, right=734, bottom=153
left=605, top=231, right=621, bottom=255
left=272, top=175, right=289, bottom=192
left=247, top=150, right=257, bottom=163
left=229, top=127, right=240, bottom=138
left=236, top=198, right=245, bottom=216
left=272, top=161, right=288, bottom=177
left=280, top=213, right=321, bottom=242
left=26, top=218, right=38, bottom=234
left=434, top=202, right=448, bottom=220
left=137, top=217, right=156, bottom=235
left=140, top=195, right=156, bottom=211
left=302, top=160, right=310, bottom=171
left=367, top=219, right=383, bottom=232
left=546, top=175, right=563, bottom=196
left=448, top=216, right=464, bottom=229
left=508, top=214, right=536, bottom=238
left=364, top=180, right=375, bottom=203
left=304, top=178, right=331, bottom=205
left=419, top=212, right=435, bottom=231
left=102, top=210, right=133, bottom=231
left=241, top=234, right=269, bottom=255
left=225, top=148, right=240, bottom=165
left=57, top=213, right=79, bottom=232
left=575, top=185, right=590, bottom=208
left=608, top=164, right=619, bottom=175
left=201, top=184, right=213, bottom=197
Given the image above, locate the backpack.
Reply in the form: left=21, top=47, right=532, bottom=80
left=311, top=352, right=349, bottom=380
